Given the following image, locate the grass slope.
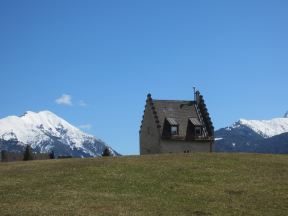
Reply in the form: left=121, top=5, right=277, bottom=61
left=0, top=153, right=287, bottom=216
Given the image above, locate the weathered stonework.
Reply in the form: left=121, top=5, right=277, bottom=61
left=140, top=92, right=214, bottom=155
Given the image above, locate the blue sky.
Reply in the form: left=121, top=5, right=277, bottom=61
left=0, top=0, right=287, bottom=155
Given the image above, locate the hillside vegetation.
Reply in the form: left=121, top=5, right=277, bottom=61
left=0, top=153, right=287, bottom=216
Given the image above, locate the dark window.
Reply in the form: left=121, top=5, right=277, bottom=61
left=162, top=118, right=179, bottom=138
left=171, top=126, right=178, bottom=135
left=195, top=127, right=202, bottom=136
left=186, top=118, right=204, bottom=140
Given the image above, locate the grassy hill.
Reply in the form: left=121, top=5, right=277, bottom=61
left=0, top=153, right=287, bottom=216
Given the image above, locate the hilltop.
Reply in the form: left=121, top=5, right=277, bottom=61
left=0, top=153, right=287, bottom=216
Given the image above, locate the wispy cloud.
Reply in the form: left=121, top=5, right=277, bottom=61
left=55, top=94, right=87, bottom=107
left=55, top=94, right=73, bottom=106
left=78, top=100, right=87, bottom=107
left=78, top=124, right=92, bottom=130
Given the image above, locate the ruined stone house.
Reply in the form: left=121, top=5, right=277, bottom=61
left=140, top=91, right=214, bottom=154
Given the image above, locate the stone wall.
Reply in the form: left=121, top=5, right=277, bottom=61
left=140, top=103, right=161, bottom=155
left=160, top=140, right=212, bottom=154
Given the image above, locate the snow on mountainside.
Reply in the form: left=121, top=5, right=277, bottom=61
left=0, top=111, right=118, bottom=157
left=214, top=113, right=288, bottom=154
left=230, top=118, right=288, bottom=138
left=0, top=111, right=89, bottom=147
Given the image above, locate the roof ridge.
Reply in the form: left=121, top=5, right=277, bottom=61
left=152, top=99, right=194, bottom=102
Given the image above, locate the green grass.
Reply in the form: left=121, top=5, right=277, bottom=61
left=0, top=153, right=288, bottom=216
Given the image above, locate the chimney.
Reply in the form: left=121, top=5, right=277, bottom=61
left=195, top=91, right=201, bottom=105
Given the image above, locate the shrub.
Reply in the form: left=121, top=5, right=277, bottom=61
left=102, top=147, right=112, bottom=157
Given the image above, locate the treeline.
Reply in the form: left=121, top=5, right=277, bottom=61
left=1, top=146, right=113, bottom=162
left=1, top=145, right=54, bottom=162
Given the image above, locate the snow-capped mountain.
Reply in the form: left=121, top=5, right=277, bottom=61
left=228, top=118, right=288, bottom=138
left=214, top=113, right=288, bottom=154
left=0, top=111, right=119, bottom=157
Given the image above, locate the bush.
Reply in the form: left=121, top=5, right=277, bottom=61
left=102, top=147, right=112, bottom=157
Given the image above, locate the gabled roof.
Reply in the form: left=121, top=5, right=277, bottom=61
left=140, top=92, right=214, bottom=139
left=189, top=118, right=202, bottom=126
left=151, top=99, right=200, bottom=138
left=166, top=118, right=179, bottom=126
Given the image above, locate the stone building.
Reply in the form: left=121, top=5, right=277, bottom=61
left=139, top=91, right=214, bottom=155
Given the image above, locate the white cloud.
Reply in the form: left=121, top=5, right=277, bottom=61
left=55, top=94, right=73, bottom=106
left=78, top=124, right=92, bottom=130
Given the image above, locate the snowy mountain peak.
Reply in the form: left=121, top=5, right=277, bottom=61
left=0, top=111, right=84, bottom=145
left=284, top=111, right=288, bottom=118
left=232, top=117, right=288, bottom=138
left=0, top=111, right=118, bottom=157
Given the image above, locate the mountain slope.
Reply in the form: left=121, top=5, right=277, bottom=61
left=214, top=124, right=264, bottom=152
left=253, top=132, right=288, bottom=154
left=237, top=118, right=288, bottom=138
left=0, top=111, right=118, bottom=157
left=214, top=115, right=288, bottom=154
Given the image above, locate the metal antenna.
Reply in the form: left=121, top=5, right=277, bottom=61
left=193, top=87, right=196, bottom=101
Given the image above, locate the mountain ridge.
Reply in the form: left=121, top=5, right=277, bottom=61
left=0, top=111, right=118, bottom=157
left=214, top=113, right=288, bottom=154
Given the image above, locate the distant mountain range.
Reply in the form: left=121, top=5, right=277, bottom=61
left=1, top=110, right=286, bottom=156
left=214, top=113, right=288, bottom=154
left=0, top=111, right=119, bottom=157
